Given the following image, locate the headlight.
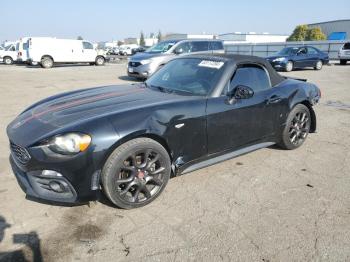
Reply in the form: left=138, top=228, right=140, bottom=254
left=48, top=133, right=91, bottom=154
left=140, top=59, right=151, bottom=65
left=273, top=57, right=286, bottom=62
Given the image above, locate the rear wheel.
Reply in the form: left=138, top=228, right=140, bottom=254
left=278, top=104, right=311, bottom=150
left=102, top=138, right=171, bottom=209
left=40, top=56, right=53, bottom=68
left=340, top=59, right=347, bottom=65
left=3, top=56, right=13, bottom=65
left=285, top=61, right=293, bottom=72
left=95, top=56, right=105, bottom=66
left=314, top=60, right=323, bottom=70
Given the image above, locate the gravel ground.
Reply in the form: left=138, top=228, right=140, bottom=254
left=0, top=62, right=349, bottom=262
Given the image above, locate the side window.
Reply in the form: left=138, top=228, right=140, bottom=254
left=174, top=42, right=191, bottom=53
left=307, top=47, right=318, bottom=54
left=298, top=47, right=307, bottom=55
left=210, top=41, right=224, bottom=50
left=191, top=41, right=209, bottom=52
left=83, top=42, right=93, bottom=49
left=226, top=65, right=271, bottom=94
left=342, top=43, right=350, bottom=50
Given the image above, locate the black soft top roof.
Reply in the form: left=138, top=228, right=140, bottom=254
left=183, top=53, right=285, bottom=87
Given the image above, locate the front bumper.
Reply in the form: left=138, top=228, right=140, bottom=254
left=9, top=143, right=100, bottom=204
left=267, top=60, right=287, bottom=70
left=127, top=61, right=158, bottom=79
left=10, top=156, right=78, bottom=203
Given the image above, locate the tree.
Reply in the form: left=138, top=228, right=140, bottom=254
left=77, top=36, right=83, bottom=40
left=287, top=25, right=308, bottom=41
left=306, top=27, right=327, bottom=41
left=117, top=40, right=123, bottom=46
left=157, top=30, right=162, bottom=42
left=139, top=31, right=145, bottom=46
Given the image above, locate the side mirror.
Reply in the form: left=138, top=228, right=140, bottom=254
left=227, top=85, right=254, bottom=104
left=174, top=48, right=184, bottom=55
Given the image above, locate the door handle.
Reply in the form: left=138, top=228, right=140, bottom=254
left=266, top=95, right=282, bottom=104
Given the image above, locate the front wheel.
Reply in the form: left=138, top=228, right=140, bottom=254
left=340, top=59, right=347, bottom=65
left=95, top=56, right=105, bottom=66
left=314, top=60, right=323, bottom=70
left=3, top=56, right=13, bottom=65
left=102, top=138, right=171, bottom=209
left=285, top=61, right=293, bottom=72
left=278, top=104, right=311, bottom=150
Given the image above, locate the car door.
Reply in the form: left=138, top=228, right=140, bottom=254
left=206, top=64, right=282, bottom=154
left=306, top=47, right=320, bottom=66
left=81, top=41, right=96, bottom=62
left=294, top=47, right=308, bottom=68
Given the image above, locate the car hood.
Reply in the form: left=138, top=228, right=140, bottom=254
left=7, top=84, right=184, bottom=146
left=130, top=52, right=170, bottom=61
left=266, top=55, right=289, bottom=60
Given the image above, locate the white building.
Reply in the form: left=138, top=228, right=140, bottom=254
left=218, top=32, right=289, bottom=44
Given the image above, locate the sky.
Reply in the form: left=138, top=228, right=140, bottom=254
left=1, top=0, right=349, bottom=43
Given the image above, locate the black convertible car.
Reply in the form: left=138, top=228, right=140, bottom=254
left=7, top=54, right=321, bottom=209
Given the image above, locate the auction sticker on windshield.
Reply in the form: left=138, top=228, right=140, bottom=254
left=198, top=60, right=224, bottom=69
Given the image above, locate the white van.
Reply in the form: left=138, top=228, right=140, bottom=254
left=27, top=38, right=106, bottom=68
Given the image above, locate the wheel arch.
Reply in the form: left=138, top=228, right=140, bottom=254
left=101, top=131, right=173, bottom=170
left=41, top=55, right=54, bottom=62
left=300, top=100, right=316, bottom=133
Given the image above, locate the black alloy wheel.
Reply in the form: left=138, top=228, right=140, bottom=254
left=102, top=138, right=171, bottom=209
left=288, top=111, right=310, bottom=146
left=278, top=104, right=311, bottom=150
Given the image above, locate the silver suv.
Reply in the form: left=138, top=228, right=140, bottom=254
left=338, top=42, right=350, bottom=65
left=127, top=39, right=224, bottom=79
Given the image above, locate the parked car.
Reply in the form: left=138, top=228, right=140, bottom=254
left=27, top=37, right=106, bottom=68
left=106, top=47, right=120, bottom=55
left=338, top=42, right=350, bottom=65
left=0, top=44, right=18, bottom=65
left=266, top=46, right=329, bottom=72
left=7, top=54, right=321, bottom=209
left=119, top=44, right=139, bottom=56
left=127, top=39, right=225, bottom=79
left=131, top=46, right=147, bottom=55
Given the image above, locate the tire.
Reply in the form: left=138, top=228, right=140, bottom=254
left=340, top=60, right=347, bottom=65
left=314, top=60, right=323, bottom=70
left=278, top=104, right=311, bottom=150
left=3, top=56, right=13, bottom=65
left=95, top=56, right=105, bottom=66
left=40, top=56, right=53, bottom=68
left=102, top=138, right=171, bottom=209
left=285, top=61, right=293, bottom=72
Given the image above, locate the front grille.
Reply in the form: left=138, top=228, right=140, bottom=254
left=10, top=142, right=31, bottom=165
left=128, top=61, right=141, bottom=67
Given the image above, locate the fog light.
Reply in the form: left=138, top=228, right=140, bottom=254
left=42, top=170, right=63, bottom=177
left=49, top=181, right=65, bottom=193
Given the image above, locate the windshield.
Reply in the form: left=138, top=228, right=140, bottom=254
left=5, top=45, right=15, bottom=51
left=277, top=47, right=299, bottom=55
left=146, top=41, right=177, bottom=53
left=145, top=58, right=226, bottom=96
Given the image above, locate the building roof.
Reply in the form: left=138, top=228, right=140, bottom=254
left=308, top=19, right=350, bottom=26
